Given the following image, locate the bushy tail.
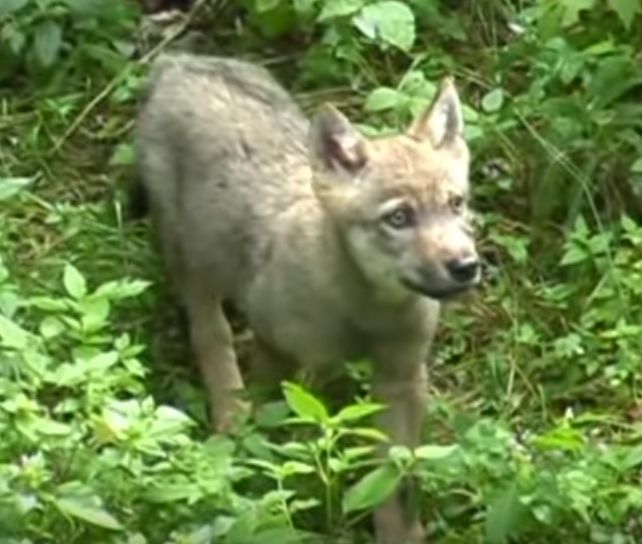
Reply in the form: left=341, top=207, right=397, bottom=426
left=126, top=55, right=174, bottom=221
left=127, top=176, right=149, bottom=220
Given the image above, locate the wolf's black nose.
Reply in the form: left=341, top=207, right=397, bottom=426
left=446, top=257, right=480, bottom=283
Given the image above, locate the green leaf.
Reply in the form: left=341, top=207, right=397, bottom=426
left=256, top=0, right=281, bottom=12
left=623, top=445, right=642, bottom=470
left=631, top=157, right=642, bottom=173
left=364, top=87, right=405, bottom=112
left=78, top=296, right=110, bottom=331
left=34, top=417, right=72, bottom=436
left=293, top=0, right=316, bottom=16
left=560, top=0, right=596, bottom=27
left=343, top=427, right=389, bottom=442
left=282, top=382, right=328, bottom=423
left=85, top=351, right=119, bottom=372
left=281, top=461, right=316, bottom=476
left=245, top=528, right=303, bottom=544
left=95, top=279, right=150, bottom=299
left=149, top=405, right=193, bottom=439
left=560, top=245, right=589, bottom=266
left=0, top=177, right=32, bottom=201
left=56, top=496, right=122, bottom=530
left=0, top=314, right=29, bottom=349
left=39, top=316, right=65, bottom=339
left=343, top=464, right=401, bottom=513
left=33, top=20, right=63, bottom=67
left=109, top=143, right=136, bottom=166
left=352, top=1, right=416, bottom=52
left=63, top=264, right=87, bottom=300
left=607, top=0, right=640, bottom=30
left=481, top=88, right=504, bottom=113
left=318, top=0, right=366, bottom=20
left=485, top=483, right=525, bottom=544
left=29, top=296, right=69, bottom=312
left=254, top=400, right=290, bottom=428
left=414, top=444, right=458, bottom=460
left=0, top=0, right=28, bottom=18
left=334, top=402, right=384, bottom=423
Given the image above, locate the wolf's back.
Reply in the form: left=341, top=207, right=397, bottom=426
left=133, top=53, right=313, bottom=298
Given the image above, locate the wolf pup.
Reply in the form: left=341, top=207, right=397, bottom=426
left=135, top=53, right=479, bottom=544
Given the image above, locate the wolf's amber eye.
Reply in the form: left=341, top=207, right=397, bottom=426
left=449, top=195, right=466, bottom=213
left=382, top=205, right=416, bottom=229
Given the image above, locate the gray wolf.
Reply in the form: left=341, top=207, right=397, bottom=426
left=135, top=53, right=479, bottom=544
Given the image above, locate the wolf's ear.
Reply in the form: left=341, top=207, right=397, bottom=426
left=408, top=77, right=464, bottom=148
left=310, top=104, right=368, bottom=175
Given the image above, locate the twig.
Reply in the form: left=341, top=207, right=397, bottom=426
left=50, top=0, right=213, bottom=155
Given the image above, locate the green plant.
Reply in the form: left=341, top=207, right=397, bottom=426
left=0, top=0, right=140, bottom=85
left=2, top=0, right=642, bottom=542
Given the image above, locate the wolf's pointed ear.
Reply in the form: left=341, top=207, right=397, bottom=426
left=310, top=104, right=368, bottom=175
left=408, top=77, right=464, bottom=148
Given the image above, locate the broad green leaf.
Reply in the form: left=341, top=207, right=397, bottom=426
left=0, top=177, right=32, bottom=201
left=282, top=382, right=328, bottom=423
left=334, top=402, right=384, bottom=423
left=78, top=296, right=110, bottom=331
left=343, top=464, right=401, bottom=513
left=95, top=279, right=150, bottom=299
left=143, top=479, right=200, bottom=503
left=364, top=87, right=405, bottom=112
left=532, top=424, right=586, bottom=452
left=33, top=20, right=63, bottom=67
left=293, top=0, right=316, bottom=16
left=39, top=316, right=65, bottom=339
left=85, top=351, right=119, bottom=372
left=55, top=496, right=122, bottom=530
left=29, top=296, right=69, bottom=312
left=623, top=445, right=642, bottom=470
left=0, top=0, right=28, bottom=18
left=65, top=0, right=108, bottom=17
left=352, top=1, right=416, bottom=52
left=256, top=0, right=281, bottom=12
left=63, top=264, right=87, bottom=300
left=560, top=0, right=596, bottom=27
left=254, top=400, right=290, bottom=428
left=560, top=245, right=589, bottom=265
left=318, top=0, right=366, bottom=20
left=631, top=157, right=642, bottom=173
left=607, top=0, right=640, bottom=30
left=109, top=142, right=136, bottom=166
left=34, top=417, right=72, bottom=436
left=481, top=88, right=504, bottom=113
left=149, top=405, right=193, bottom=439
left=343, top=427, right=389, bottom=442
left=281, top=461, right=316, bottom=476
left=485, top=483, right=523, bottom=544
left=414, top=444, right=459, bottom=460
left=0, top=314, right=28, bottom=349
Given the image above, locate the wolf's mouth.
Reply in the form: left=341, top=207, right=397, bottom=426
left=401, top=278, right=476, bottom=301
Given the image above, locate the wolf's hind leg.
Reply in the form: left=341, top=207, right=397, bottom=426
left=184, top=289, right=248, bottom=432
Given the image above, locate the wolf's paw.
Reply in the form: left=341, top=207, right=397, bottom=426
left=213, top=397, right=252, bottom=435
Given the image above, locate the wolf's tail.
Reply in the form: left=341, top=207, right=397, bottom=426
left=127, top=176, right=149, bottom=219
left=126, top=55, right=174, bottom=220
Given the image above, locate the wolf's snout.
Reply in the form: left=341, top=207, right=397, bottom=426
left=445, top=256, right=480, bottom=284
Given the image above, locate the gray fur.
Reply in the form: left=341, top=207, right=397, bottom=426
left=136, top=53, right=479, bottom=544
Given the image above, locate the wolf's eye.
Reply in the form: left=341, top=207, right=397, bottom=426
left=382, top=205, right=416, bottom=229
left=449, top=195, right=466, bottom=213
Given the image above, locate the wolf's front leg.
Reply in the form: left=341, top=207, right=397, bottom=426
left=371, top=347, right=429, bottom=544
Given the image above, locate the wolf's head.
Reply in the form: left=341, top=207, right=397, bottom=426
left=310, top=79, right=479, bottom=302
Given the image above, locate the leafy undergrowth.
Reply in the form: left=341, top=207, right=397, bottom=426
left=1, top=0, right=642, bottom=543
